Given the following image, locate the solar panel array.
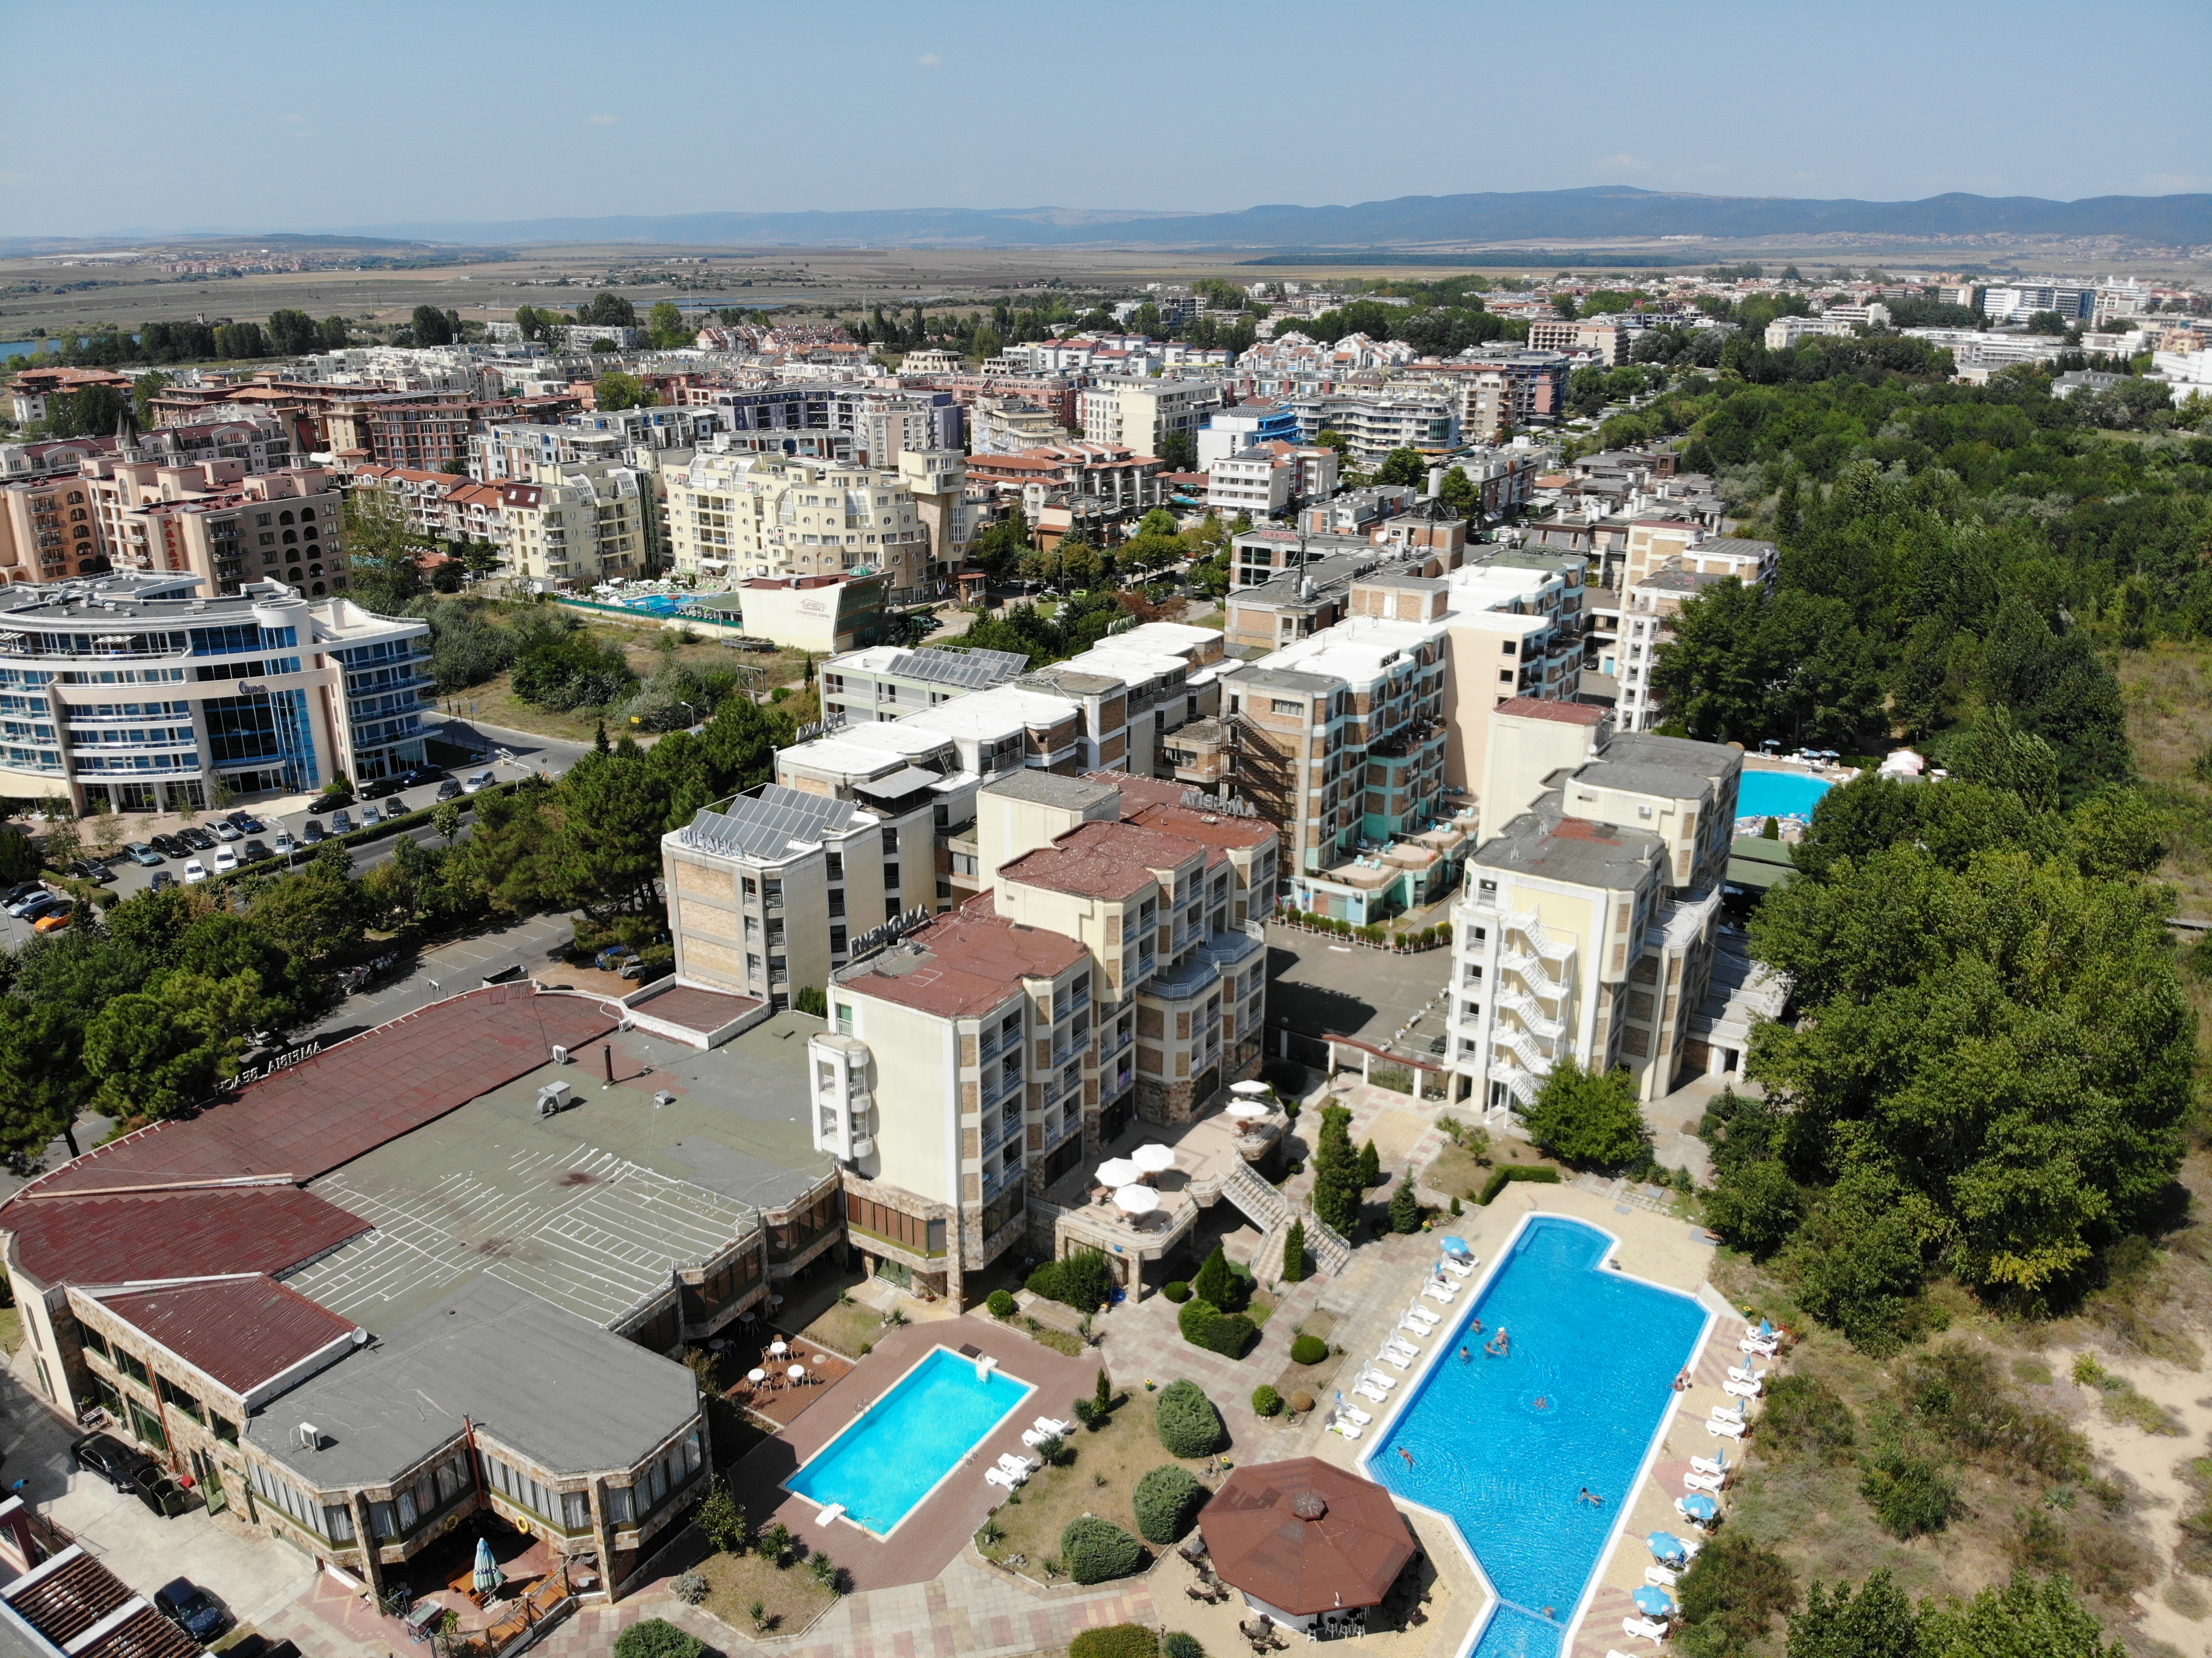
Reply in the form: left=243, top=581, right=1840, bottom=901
left=680, top=783, right=857, bottom=858
left=899, top=646, right=1030, bottom=689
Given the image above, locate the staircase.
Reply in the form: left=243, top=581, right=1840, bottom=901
left=1496, top=987, right=1562, bottom=1040
left=1500, top=949, right=1567, bottom=999
left=1222, top=1161, right=1353, bottom=1281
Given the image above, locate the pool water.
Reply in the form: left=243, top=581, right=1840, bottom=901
left=784, top=1347, right=1033, bottom=1537
left=1736, top=768, right=1832, bottom=821
left=1368, top=1216, right=1708, bottom=1657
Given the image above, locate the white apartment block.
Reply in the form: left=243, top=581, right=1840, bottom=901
left=1077, top=378, right=1223, bottom=458
left=497, top=462, right=653, bottom=587
left=1207, top=448, right=1293, bottom=517
left=658, top=450, right=925, bottom=583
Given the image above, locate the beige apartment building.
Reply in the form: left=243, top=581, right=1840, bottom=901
left=76, top=456, right=350, bottom=598
left=659, top=450, right=926, bottom=585
left=1077, top=377, right=1222, bottom=457
left=498, top=462, right=653, bottom=587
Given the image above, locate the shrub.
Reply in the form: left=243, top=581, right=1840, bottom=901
left=696, top=1473, right=748, bottom=1552
left=1177, top=1299, right=1258, bottom=1359
left=1290, top=1333, right=1329, bottom=1366
left=1252, top=1384, right=1283, bottom=1417
left=1758, top=1376, right=1857, bottom=1459
left=613, top=1621, right=705, bottom=1658
left=1522, top=1057, right=1649, bottom=1169
left=1860, top=1447, right=1957, bottom=1538
left=1289, top=1390, right=1315, bottom=1414
left=1155, top=1379, right=1229, bottom=1457
left=1279, top=1221, right=1306, bottom=1284
left=1477, top=1164, right=1561, bottom=1204
left=1163, top=1279, right=1192, bottom=1303
left=1312, top=1104, right=1359, bottom=1231
left=1164, top=1636, right=1205, bottom=1658
left=1061, top=1515, right=1145, bottom=1584
left=1388, top=1176, right=1421, bottom=1233
left=669, top=1571, right=708, bottom=1606
left=1191, top=1246, right=1236, bottom=1311
left=1029, top=1248, right=1115, bottom=1311
left=1355, top=1139, right=1382, bottom=1189
left=986, top=1288, right=1018, bottom=1318
left=1897, top=1345, right=2090, bottom=1482
left=1675, top=1534, right=1796, bottom=1655
left=1134, top=1463, right=1210, bottom=1542
left=1068, top=1626, right=1159, bottom=1658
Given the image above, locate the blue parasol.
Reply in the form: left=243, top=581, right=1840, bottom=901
left=1756, top=1318, right=1775, bottom=1337
left=472, top=1536, right=504, bottom=1596
left=1679, top=1492, right=1720, bottom=1523
left=1646, top=1531, right=1690, bottom=1563
left=1633, top=1587, right=1675, bottom=1617
left=1440, top=1235, right=1472, bottom=1258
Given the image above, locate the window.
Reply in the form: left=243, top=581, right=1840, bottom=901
left=89, top=1373, right=122, bottom=1417
left=115, top=1349, right=150, bottom=1387
left=604, top=1484, right=635, bottom=1525
left=158, top=1375, right=204, bottom=1424
left=79, top=1325, right=110, bottom=1361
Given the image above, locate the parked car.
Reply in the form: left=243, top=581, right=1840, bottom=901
left=241, top=839, right=273, bottom=863
left=435, top=777, right=462, bottom=801
left=211, top=819, right=241, bottom=842
left=301, top=820, right=326, bottom=844
left=226, top=810, right=266, bottom=834
left=1, top=881, right=45, bottom=908
left=317, top=790, right=354, bottom=812
left=362, top=774, right=407, bottom=800
left=182, top=858, right=208, bottom=884
left=272, top=831, right=296, bottom=855
left=71, top=1433, right=159, bottom=1497
left=461, top=770, right=496, bottom=794
left=5, top=888, right=57, bottom=918
left=178, top=826, right=215, bottom=851
left=358, top=803, right=382, bottom=827
left=34, top=905, right=73, bottom=933
left=595, top=945, right=638, bottom=972
left=328, top=809, right=354, bottom=834
left=402, top=766, right=447, bottom=789
left=152, top=833, right=189, bottom=858
left=124, top=843, right=164, bottom=867
left=68, top=859, right=115, bottom=884
left=213, top=847, right=237, bottom=873
left=149, top=870, right=176, bottom=891
left=154, top=1580, right=228, bottom=1644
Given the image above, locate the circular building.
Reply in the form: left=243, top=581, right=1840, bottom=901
left=1198, top=1456, right=1417, bottom=1639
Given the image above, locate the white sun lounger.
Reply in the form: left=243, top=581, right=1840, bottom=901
left=1623, top=1617, right=1670, bottom=1640
left=1727, top=1359, right=1763, bottom=1384
left=1360, top=1366, right=1398, bottom=1389
left=1353, top=1379, right=1392, bottom=1405
left=1684, top=1470, right=1724, bottom=1494
left=1691, top=1451, right=1728, bottom=1477
left=1337, top=1402, right=1373, bottom=1425
left=1706, top=1417, right=1746, bottom=1440
left=984, top=1467, right=1021, bottom=1490
left=1644, top=1566, right=1679, bottom=1588
left=1374, top=1347, right=1414, bottom=1370
left=1740, top=1336, right=1780, bottom=1357
left=1404, top=1302, right=1441, bottom=1325
left=1399, top=1313, right=1435, bottom=1338
left=999, top=1452, right=1038, bottom=1475
left=1420, top=1281, right=1457, bottom=1303
left=1723, top=1375, right=1763, bottom=1399
left=1438, top=1255, right=1475, bottom=1277
left=1033, top=1415, right=1074, bottom=1436
left=1385, top=1335, right=1421, bottom=1359
left=1326, top=1416, right=1362, bottom=1440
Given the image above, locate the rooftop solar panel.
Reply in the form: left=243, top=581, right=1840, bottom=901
left=903, top=645, right=1030, bottom=688
left=681, top=782, right=857, bottom=858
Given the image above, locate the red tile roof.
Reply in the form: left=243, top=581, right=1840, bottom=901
left=23, top=988, right=622, bottom=1198
left=1493, top=696, right=1608, bottom=725
left=997, top=818, right=1205, bottom=900
left=96, top=1275, right=360, bottom=1396
left=1199, top=1457, right=1415, bottom=1616
left=5, top=1187, right=370, bottom=1293
left=1088, top=771, right=1280, bottom=852
left=840, top=910, right=1084, bottom=1019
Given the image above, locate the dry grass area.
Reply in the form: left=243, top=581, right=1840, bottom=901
left=795, top=1299, right=899, bottom=1361
left=689, top=1543, right=838, bottom=1641
left=976, top=1389, right=1223, bottom=1580
left=2119, top=644, right=2212, bottom=916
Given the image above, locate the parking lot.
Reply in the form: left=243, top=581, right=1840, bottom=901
left=1263, top=920, right=1457, bottom=1062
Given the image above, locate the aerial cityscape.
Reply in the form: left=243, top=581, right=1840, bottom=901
left=0, top=5, right=2209, bottom=1658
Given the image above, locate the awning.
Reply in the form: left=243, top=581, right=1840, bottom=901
left=853, top=766, right=943, bottom=802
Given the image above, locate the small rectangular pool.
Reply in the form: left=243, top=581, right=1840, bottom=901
left=784, top=1347, right=1034, bottom=1538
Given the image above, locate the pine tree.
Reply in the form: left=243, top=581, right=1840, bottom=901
left=1093, top=1366, right=1112, bottom=1417
left=1191, top=1245, right=1234, bottom=1310
left=1356, top=1138, right=1382, bottom=1190
left=1389, top=1176, right=1421, bottom=1234
left=1279, top=1220, right=1306, bottom=1283
left=1312, top=1105, right=1359, bottom=1232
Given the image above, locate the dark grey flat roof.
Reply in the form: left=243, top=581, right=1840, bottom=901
left=1471, top=800, right=1665, bottom=888
left=1601, top=731, right=1740, bottom=774
left=981, top=772, right=1119, bottom=812
left=252, top=1274, right=699, bottom=1487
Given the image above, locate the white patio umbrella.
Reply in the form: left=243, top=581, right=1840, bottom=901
left=1095, top=1157, right=1142, bottom=1187
left=1229, top=1080, right=1272, bottom=1096
left=1227, top=1098, right=1271, bottom=1120
left=1114, top=1185, right=1161, bottom=1217
left=1130, top=1143, right=1176, bottom=1175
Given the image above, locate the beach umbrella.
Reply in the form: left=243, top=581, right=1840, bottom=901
left=1113, top=1185, right=1160, bottom=1216
left=1633, top=1587, right=1675, bottom=1618
left=1646, top=1532, right=1690, bottom=1564
left=473, top=1536, right=504, bottom=1596
left=1440, top=1235, right=1472, bottom=1258
left=1229, top=1079, right=1271, bottom=1096
left=1130, top=1143, right=1176, bottom=1175
left=1679, top=1493, right=1720, bottom=1524
left=1227, top=1098, right=1270, bottom=1120
left=1096, top=1157, right=1142, bottom=1187
left=1756, top=1318, right=1775, bottom=1338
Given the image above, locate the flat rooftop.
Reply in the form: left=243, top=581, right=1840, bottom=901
left=284, top=1013, right=836, bottom=1333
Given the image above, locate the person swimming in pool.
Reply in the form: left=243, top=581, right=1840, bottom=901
left=1460, top=1345, right=1472, bottom=1364
left=1399, top=1446, right=1416, bottom=1471
left=1578, top=1487, right=1603, bottom=1506
left=1486, top=1326, right=1510, bottom=1356
left=1533, top=1395, right=1548, bottom=1409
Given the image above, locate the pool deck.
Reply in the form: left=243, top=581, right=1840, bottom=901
left=1254, top=1181, right=1739, bottom=1658
left=725, top=1316, right=1101, bottom=1590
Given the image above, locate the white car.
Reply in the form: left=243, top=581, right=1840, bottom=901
left=182, top=858, right=208, bottom=884
left=213, top=847, right=237, bottom=873
left=359, top=803, right=383, bottom=827
left=461, top=770, right=496, bottom=794
left=272, top=831, right=295, bottom=855
left=212, top=820, right=241, bottom=842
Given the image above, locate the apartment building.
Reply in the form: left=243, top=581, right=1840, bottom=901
left=1283, top=391, right=1457, bottom=464
left=965, top=442, right=1167, bottom=511
left=0, top=572, right=430, bottom=809
left=895, top=447, right=977, bottom=580
left=1763, top=314, right=1856, bottom=350
left=1429, top=351, right=1571, bottom=442
left=498, top=463, right=654, bottom=587
left=1196, top=401, right=1303, bottom=470
left=1077, top=377, right=1223, bottom=456
left=821, top=642, right=1030, bottom=724
left=658, top=450, right=926, bottom=583
left=810, top=768, right=1276, bottom=1302
left=92, top=460, right=349, bottom=599
left=847, top=392, right=963, bottom=466
left=7, top=366, right=136, bottom=425
left=1207, top=447, right=1294, bottom=517
left=1612, top=526, right=1778, bottom=732
left=1526, top=319, right=1632, bottom=366
left=1444, top=717, right=1740, bottom=1111
left=1301, top=485, right=1418, bottom=538
left=0, top=473, right=112, bottom=583
left=968, top=398, right=1073, bottom=456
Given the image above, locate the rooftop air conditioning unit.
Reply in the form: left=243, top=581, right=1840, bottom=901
left=536, top=1081, right=573, bottom=1117
left=296, top=1423, right=322, bottom=1452
left=551, top=1044, right=569, bottom=1065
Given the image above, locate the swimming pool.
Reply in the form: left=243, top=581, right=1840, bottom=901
left=1366, top=1216, right=1709, bottom=1658
left=1736, top=768, right=1832, bottom=822
left=784, top=1346, right=1034, bottom=1538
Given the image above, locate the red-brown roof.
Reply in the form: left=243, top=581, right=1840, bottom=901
left=1199, top=1458, right=1415, bottom=1615
left=5, top=1187, right=370, bottom=1291
left=840, top=909, right=1083, bottom=1018
left=996, top=819, right=1204, bottom=902
left=1493, top=696, right=1607, bottom=725
left=1088, top=771, right=1279, bottom=852
left=95, top=1275, right=360, bottom=1396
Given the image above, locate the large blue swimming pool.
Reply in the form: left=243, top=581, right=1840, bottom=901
left=1367, top=1217, right=1709, bottom=1658
left=784, top=1347, right=1033, bottom=1538
left=1736, top=769, right=1832, bottom=821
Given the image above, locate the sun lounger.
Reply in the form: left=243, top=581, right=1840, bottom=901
left=1623, top=1617, right=1670, bottom=1640
left=1683, top=1470, right=1724, bottom=1494
left=1034, top=1416, right=1074, bottom=1436
left=1337, top=1402, right=1373, bottom=1425
left=1740, top=1336, right=1780, bottom=1357
left=1385, top=1335, right=1421, bottom=1359
left=1727, top=1360, right=1763, bottom=1383
left=1022, top=1428, right=1055, bottom=1448
left=1374, top=1347, right=1414, bottom=1370
left=1691, top=1452, right=1727, bottom=1478
left=1353, top=1379, right=1392, bottom=1405
left=1403, top=1302, right=1441, bottom=1325
left=1723, top=1375, right=1763, bottom=1399
left=1705, top=1417, right=1746, bottom=1440
left=1420, top=1281, right=1456, bottom=1303
left=1438, top=1255, right=1475, bottom=1277
left=984, top=1467, right=1021, bottom=1490
left=1644, top=1566, right=1679, bottom=1588
left=1399, top=1313, right=1434, bottom=1337
left=999, top=1452, right=1038, bottom=1475
left=1326, top=1416, right=1362, bottom=1440
left=1359, top=1366, right=1397, bottom=1389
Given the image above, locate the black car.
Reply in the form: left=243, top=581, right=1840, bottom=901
left=402, top=766, right=447, bottom=789
left=178, top=826, right=216, bottom=851
left=317, top=790, right=354, bottom=812
left=362, top=774, right=407, bottom=800
left=155, top=1579, right=227, bottom=1643
left=301, top=819, right=326, bottom=843
left=226, top=810, right=266, bottom=834
left=71, top=1432, right=157, bottom=1493
left=435, top=777, right=462, bottom=801
left=152, top=833, right=189, bottom=858
left=69, top=860, right=115, bottom=885
left=1, top=881, right=43, bottom=908
left=241, top=839, right=273, bottom=862
left=150, top=870, right=177, bottom=891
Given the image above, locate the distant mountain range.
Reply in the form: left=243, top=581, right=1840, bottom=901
left=323, top=187, right=2212, bottom=249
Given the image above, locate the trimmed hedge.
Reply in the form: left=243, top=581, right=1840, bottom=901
left=985, top=1289, right=1017, bottom=1318
left=1028, top=1247, right=1114, bottom=1311
left=1062, top=1515, right=1145, bottom=1585
left=1478, top=1164, right=1562, bottom=1205
left=1134, top=1463, right=1210, bottom=1543
left=1289, top=1333, right=1329, bottom=1366
left=612, top=1621, right=705, bottom=1658
left=1069, top=1627, right=1159, bottom=1658
left=1251, top=1384, right=1283, bottom=1418
left=1163, top=1279, right=1192, bottom=1303
left=1164, top=1636, right=1205, bottom=1658
left=1155, top=1379, right=1229, bottom=1458
left=1176, top=1296, right=1258, bottom=1360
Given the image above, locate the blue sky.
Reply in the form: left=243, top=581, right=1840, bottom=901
left=4, top=0, right=2208, bottom=240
